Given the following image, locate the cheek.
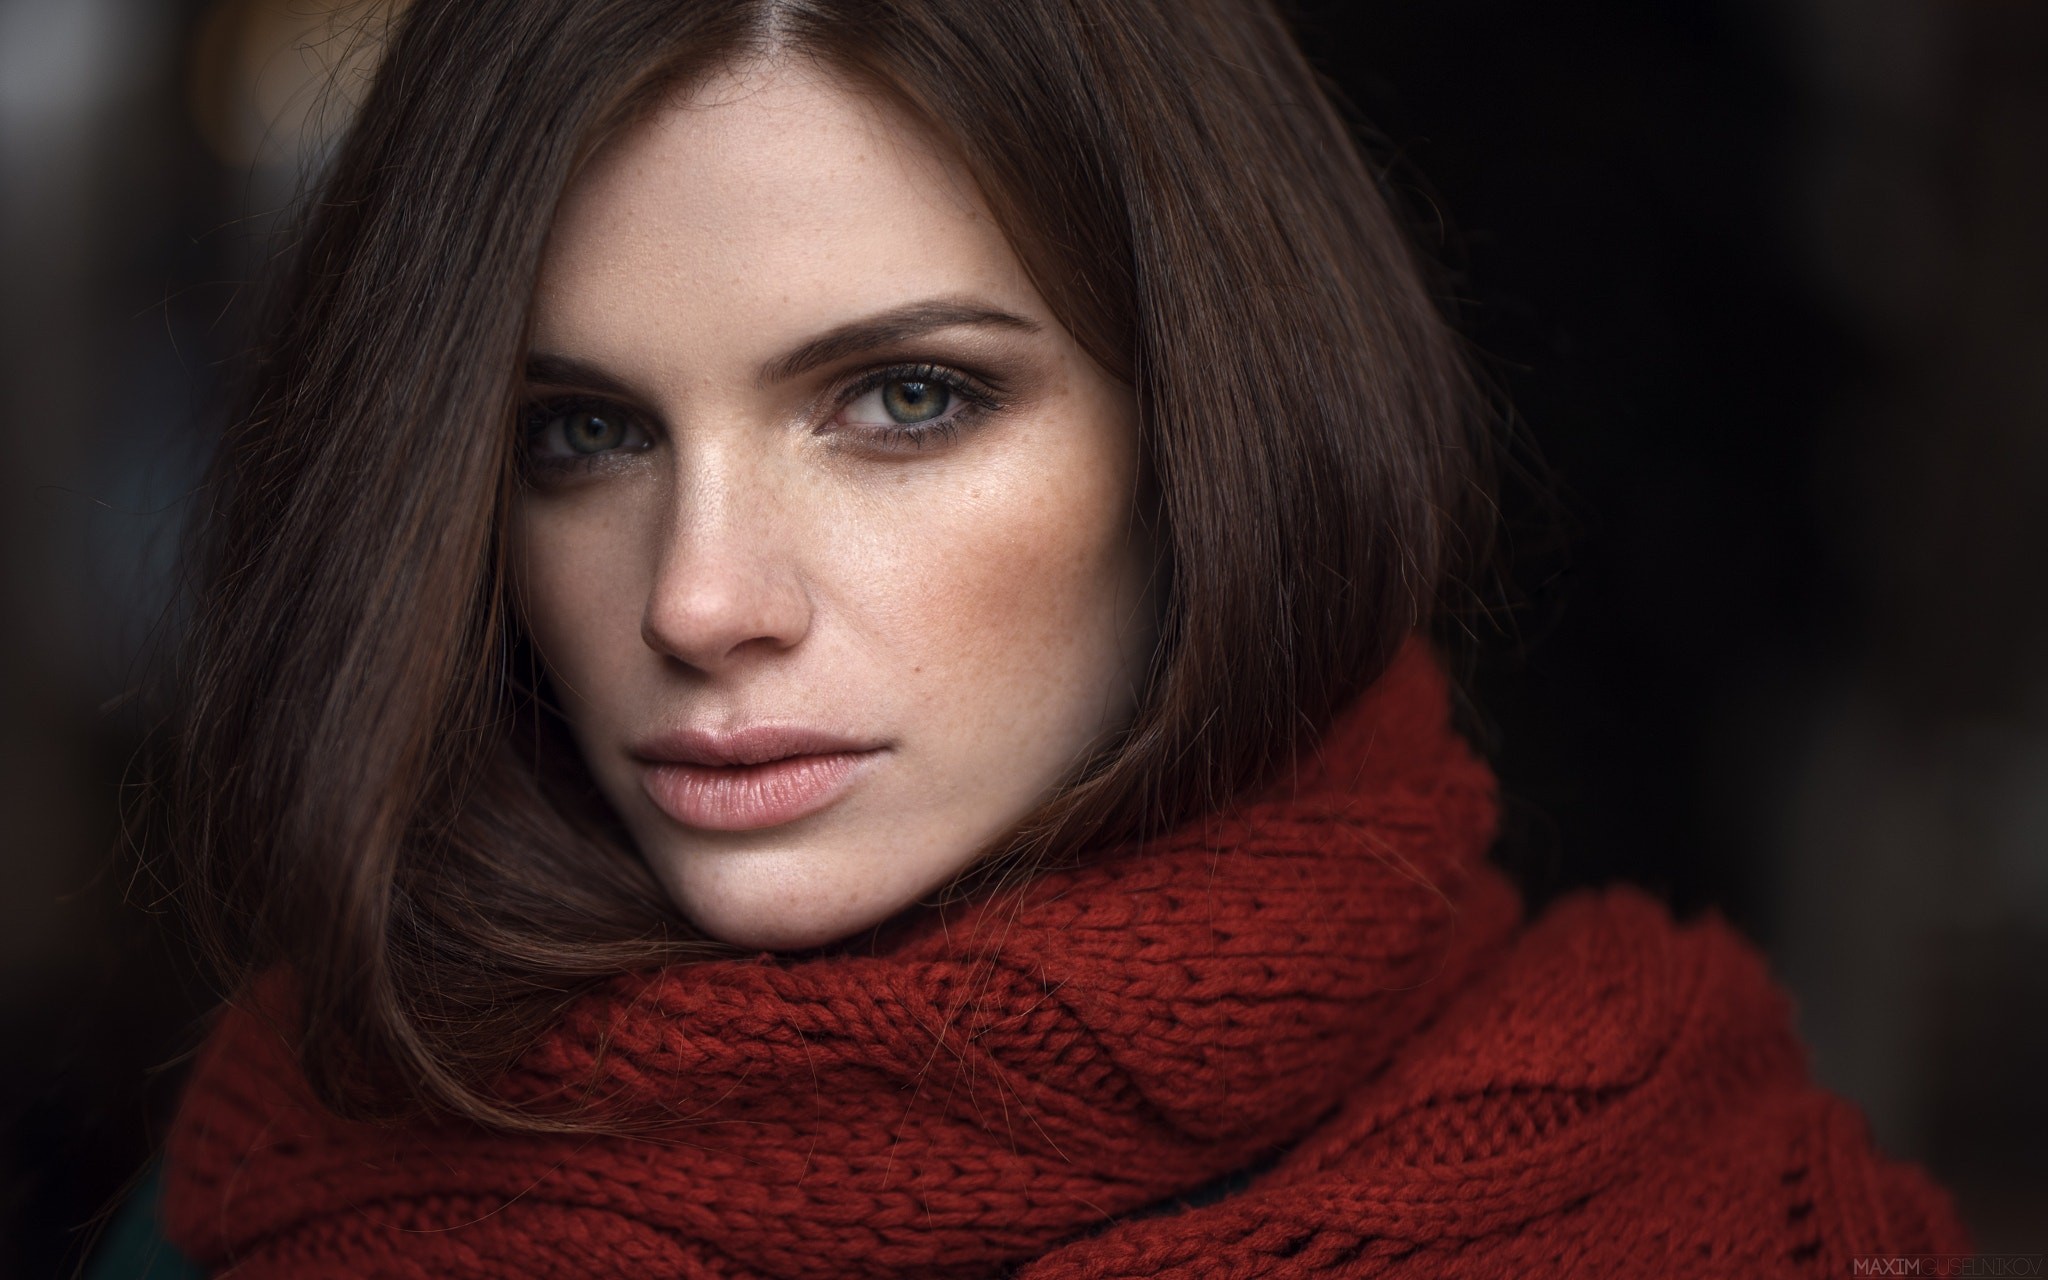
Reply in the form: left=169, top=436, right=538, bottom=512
left=510, top=489, right=657, bottom=720
left=853, top=415, right=1147, bottom=736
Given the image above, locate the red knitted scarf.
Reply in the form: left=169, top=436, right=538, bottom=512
left=161, top=640, right=1971, bottom=1276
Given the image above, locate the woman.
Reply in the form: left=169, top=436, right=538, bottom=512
left=119, top=0, right=1970, bottom=1275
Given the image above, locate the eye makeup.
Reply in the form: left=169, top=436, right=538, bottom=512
left=516, top=344, right=1031, bottom=481
left=826, top=361, right=1006, bottom=452
left=520, top=395, right=657, bottom=481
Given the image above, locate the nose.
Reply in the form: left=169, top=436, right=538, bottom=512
left=639, top=462, right=814, bottom=673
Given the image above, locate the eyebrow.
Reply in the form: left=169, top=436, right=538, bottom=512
left=521, top=352, right=640, bottom=397
left=753, top=299, right=1041, bottom=387
left=523, top=299, right=1041, bottom=400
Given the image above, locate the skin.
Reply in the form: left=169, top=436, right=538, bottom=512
left=511, top=51, right=1161, bottom=951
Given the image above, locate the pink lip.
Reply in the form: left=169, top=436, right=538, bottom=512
left=632, top=726, right=887, bottom=832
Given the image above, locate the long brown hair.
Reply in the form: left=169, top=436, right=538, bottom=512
left=147, top=0, right=1494, bottom=1127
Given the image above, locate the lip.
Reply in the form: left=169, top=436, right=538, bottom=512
left=632, top=726, right=887, bottom=832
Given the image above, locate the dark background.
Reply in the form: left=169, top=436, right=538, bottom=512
left=2, top=0, right=2043, bottom=1273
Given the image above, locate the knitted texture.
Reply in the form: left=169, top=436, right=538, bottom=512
left=160, top=639, right=1972, bottom=1277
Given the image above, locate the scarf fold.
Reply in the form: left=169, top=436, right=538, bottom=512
left=161, top=639, right=1972, bottom=1277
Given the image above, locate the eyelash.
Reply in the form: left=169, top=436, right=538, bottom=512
left=518, top=396, right=651, bottom=480
left=516, top=360, right=1002, bottom=479
left=832, top=362, right=1001, bottom=451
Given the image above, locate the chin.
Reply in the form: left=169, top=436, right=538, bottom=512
left=649, top=848, right=921, bottom=954
left=689, top=902, right=885, bottom=953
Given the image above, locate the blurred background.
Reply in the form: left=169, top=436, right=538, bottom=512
left=0, top=0, right=2042, bottom=1273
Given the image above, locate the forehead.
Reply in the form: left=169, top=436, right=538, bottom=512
left=530, top=54, right=1035, bottom=363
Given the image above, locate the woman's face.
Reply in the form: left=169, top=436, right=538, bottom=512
left=512, top=54, right=1160, bottom=951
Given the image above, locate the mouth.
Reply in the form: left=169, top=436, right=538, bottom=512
left=637, top=750, right=885, bottom=832
left=631, top=723, right=889, bottom=832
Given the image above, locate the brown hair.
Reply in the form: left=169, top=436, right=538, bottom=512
left=147, top=0, right=1493, bottom=1126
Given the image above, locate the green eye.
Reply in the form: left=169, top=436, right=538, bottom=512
left=830, top=362, right=998, bottom=452
left=881, top=379, right=950, bottom=424
left=559, top=410, right=628, bottom=453
left=521, top=398, right=652, bottom=478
